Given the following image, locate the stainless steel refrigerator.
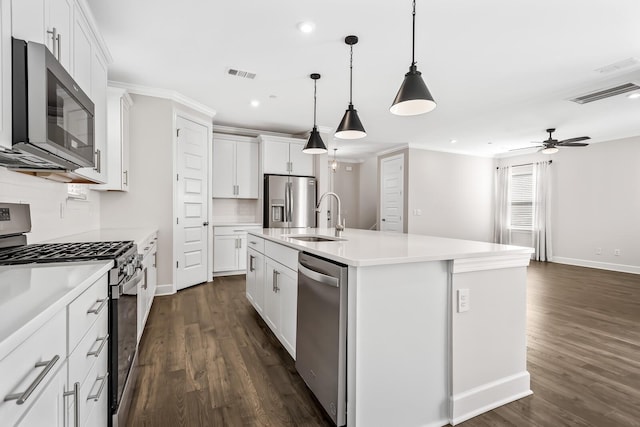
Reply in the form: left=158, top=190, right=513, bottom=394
left=264, top=174, right=317, bottom=228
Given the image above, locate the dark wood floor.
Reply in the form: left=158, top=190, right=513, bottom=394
left=127, top=262, right=640, bottom=427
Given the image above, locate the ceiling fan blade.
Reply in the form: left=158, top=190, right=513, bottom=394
left=559, top=136, right=590, bottom=144
left=510, top=146, right=543, bottom=152
left=556, top=142, right=589, bottom=147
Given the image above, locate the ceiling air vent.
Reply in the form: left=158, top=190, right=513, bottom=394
left=569, top=82, right=640, bottom=104
left=226, top=68, right=256, bottom=79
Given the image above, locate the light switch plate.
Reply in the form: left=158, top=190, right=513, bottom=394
left=457, top=288, right=470, bottom=313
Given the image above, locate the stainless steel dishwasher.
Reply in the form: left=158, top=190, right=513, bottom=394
left=296, top=252, right=348, bottom=426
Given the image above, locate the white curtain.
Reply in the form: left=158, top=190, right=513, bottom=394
left=493, top=166, right=511, bottom=244
left=533, top=161, right=552, bottom=261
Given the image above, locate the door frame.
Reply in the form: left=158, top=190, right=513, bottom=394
left=172, top=109, right=213, bottom=291
left=379, top=153, right=405, bottom=233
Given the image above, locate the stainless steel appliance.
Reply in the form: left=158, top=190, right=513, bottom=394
left=264, top=174, right=316, bottom=228
left=296, top=252, right=348, bottom=426
left=0, top=203, right=139, bottom=427
left=0, top=39, right=95, bottom=173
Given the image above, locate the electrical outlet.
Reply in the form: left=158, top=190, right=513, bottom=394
left=413, top=209, right=422, bottom=216
left=457, top=289, right=470, bottom=313
left=595, top=248, right=602, bottom=255
left=614, top=249, right=621, bottom=256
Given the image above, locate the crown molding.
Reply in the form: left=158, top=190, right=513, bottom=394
left=77, top=0, right=113, bottom=64
left=375, top=143, right=409, bottom=157
left=212, top=125, right=295, bottom=138
left=108, top=81, right=217, bottom=118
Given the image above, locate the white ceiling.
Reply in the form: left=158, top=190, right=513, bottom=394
left=87, top=0, right=640, bottom=160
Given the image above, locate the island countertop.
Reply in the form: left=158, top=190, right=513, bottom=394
left=249, top=228, right=533, bottom=267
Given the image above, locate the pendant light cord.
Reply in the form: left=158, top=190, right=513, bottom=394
left=313, top=79, right=317, bottom=126
left=412, top=0, right=416, bottom=66
left=349, top=45, right=354, bottom=105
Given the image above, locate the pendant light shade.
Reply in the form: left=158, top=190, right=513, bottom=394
left=335, top=35, right=366, bottom=140
left=390, top=0, right=437, bottom=116
left=303, top=73, right=327, bottom=154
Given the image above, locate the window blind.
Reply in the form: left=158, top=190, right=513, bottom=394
left=510, top=165, right=533, bottom=229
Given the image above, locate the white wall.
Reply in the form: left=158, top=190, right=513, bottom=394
left=498, top=136, right=640, bottom=273
left=407, top=148, right=495, bottom=242
left=0, top=168, right=101, bottom=243
left=100, top=95, right=174, bottom=287
left=331, top=162, right=360, bottom=228
left=358, top=156, right=377, bottom=230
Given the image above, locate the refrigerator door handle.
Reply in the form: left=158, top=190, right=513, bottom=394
left=287, top=182, right=293, bottom=223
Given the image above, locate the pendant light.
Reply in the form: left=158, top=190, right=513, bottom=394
left=303, top=73, right=327, bottom=154
left=390, top=0, right=437, bottom=116
left=335, top=35, right=366, bottom=139
left=331, top=148, right=338, bottom=171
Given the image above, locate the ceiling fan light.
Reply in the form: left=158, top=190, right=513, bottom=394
left=303, top=126, right=327, bottom=154
left=541, top=146, right=559, bottom=154
left=390, top=66, right=436, bottom=116
left=335, top=104, right=366, bottom=139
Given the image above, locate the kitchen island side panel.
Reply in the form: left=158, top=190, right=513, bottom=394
left=449, top=259, right=531, bottom=425
left=349, top=261, right=449, bottom=427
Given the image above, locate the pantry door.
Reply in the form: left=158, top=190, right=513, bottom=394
left=380, top=154, right=404, bottom=232
left=175, top=115, right=209, bottom=290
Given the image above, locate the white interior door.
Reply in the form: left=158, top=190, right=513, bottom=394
left=380, top=154, right=404, bottom=232
left=176, top=116, right=209, bottom=290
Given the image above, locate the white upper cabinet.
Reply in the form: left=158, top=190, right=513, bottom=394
left=47, top=0, right=72, bottom=72
left=96, top=87, right=133, bottom=191
left=288, top=141, right=313, bottom=176
left=212, top=134, right=259, bottom=199
left=71, top=4, right=91, bottom=94
left=0, top=0, right=11, bottom=150
left=260, top=135, right=314, bottom=177
left=12, top=0, right=72, bottom=73
left=74, top=45, right=107, bottom=183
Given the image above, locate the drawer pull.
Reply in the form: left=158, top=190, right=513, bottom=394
left=249, top=240, right=257, bottom=245
left=87, top=334, right=109, bottom=358
left=87, top=373, right=109, bottom=402
left=63, top=382, right=80, bottom=427
left=4, top=355, right=60, bottom=404
left=87, top=298, right=108, bottom=315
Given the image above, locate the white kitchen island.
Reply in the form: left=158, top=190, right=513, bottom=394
left=248, top=228, right=534, bottom=427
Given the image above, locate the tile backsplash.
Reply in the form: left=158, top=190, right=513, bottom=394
left=212, top=198, right=260, bottom=223
left=0, top=167, right=100, bottom=243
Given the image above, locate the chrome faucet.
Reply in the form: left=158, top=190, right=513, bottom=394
left=316, top=192, right=345, bottom=237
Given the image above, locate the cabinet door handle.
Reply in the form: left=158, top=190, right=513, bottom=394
left=46, top=27, right=58, bottom=57
left=57, top=33, right=61, bottom=62
left=123, top=170, right=128, bottom=185
left=94, top=149, right=102, bottom=173
left=4, top=355, right=60, bottom=404
left=87, top=334, right=109, bottom=358
left=87, top=298, right=108, bottom=315
left=63, top=382, right=80, bottom=427
left=249, top=255, right=255, bottom=272
left=87, top=373, right=109, bottom=401
left=273, top=270, right=280, bottom=292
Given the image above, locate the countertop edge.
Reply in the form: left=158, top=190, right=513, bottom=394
left=0, top=260, right=113, bottom=361
left=249, top=230, right=534, bottom=267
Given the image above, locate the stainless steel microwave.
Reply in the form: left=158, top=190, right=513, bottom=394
left=7, top=38, right=95, bottom=170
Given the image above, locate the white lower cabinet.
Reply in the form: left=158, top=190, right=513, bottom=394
left=247, top=236, right=298, bottom=359
left=138, top=232, right=158, bottom=344
left=246, top=247, right=265, bottom=315
left=213, top=225, right=261, bottom=275
left=0, top=272, right=109, bottom=427
left=15, top=361, right=67, bottom=427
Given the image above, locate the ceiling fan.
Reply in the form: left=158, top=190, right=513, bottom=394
left=510, top=128, right=591, bottom=154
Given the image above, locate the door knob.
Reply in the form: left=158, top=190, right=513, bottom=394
left=381, top=218, right=386, bottom=221
left=203, top=221, right=209, bottom=226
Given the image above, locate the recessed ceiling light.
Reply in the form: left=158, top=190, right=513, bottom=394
left=627, top=92, right=640, bottom=99
left=297, top=21, right=316, bottom=34
left=450, top=139, right=457, bottom=144
left=250, top=100, right=260, bottom=107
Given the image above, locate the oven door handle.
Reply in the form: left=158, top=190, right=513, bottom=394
left=112, top=270, right=144, bottom=299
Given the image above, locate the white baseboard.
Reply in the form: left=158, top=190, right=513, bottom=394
left=213, top=270, right=246, bottom=278
left=450, top=372, right=532, bottom=425
left=552, top=257, right=640, bottom=275
left=155, top=283, right=176, bottom=296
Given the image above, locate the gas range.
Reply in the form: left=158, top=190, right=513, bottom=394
left=0, top=241, right=139, bottom=285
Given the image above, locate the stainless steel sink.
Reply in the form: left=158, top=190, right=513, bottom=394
left=286, top=234, right=346, bottom=242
